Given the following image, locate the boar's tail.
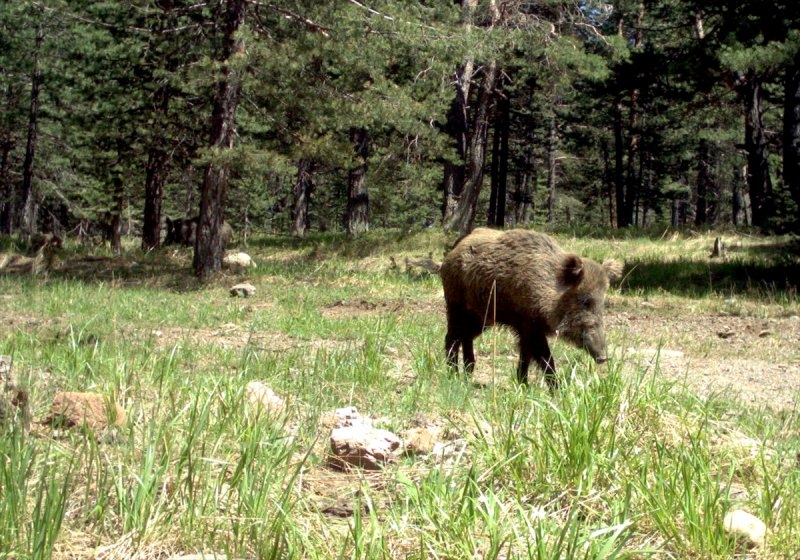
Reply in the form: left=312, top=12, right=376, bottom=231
left=448, top=229, right=476, bottom=252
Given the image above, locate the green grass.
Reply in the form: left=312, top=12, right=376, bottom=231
left=1, top=228, right=799, bottom=559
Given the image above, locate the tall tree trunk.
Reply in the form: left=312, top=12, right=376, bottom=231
left=346, top=127, right=369, bottom=236
left=546, top=113, right=557, bottom=223
left=612, top=7, right=626, bottom=228
left=783, top=53, right=800, bottom=228
left=291, top=158, right=313, bottom=237
left=141, top=84, right=172, bottom=251
left=612, top=95, right=629, bottom=227
left=611, top=0, right=644, bottom=229
left=442, top=0, right=476, bottom=227
left=639, top=145, right=657, bottom=226
left=442, top=161, right=464, bottom=225
left=0, top=135, right=13, bottom=234
left=193, top=0, right=246, bottom=278
left=625, top=86, right=640, bottom=227
left=19, top=25, right=43, bottom=239
left=708, top=144, right=721, bottom=224
left=444, top=60, right=498, bottom=235
left=441, top=63, right=471, bottom=225
left=601, top=138, right=615, bottom=227
left=142, top=145, right=169, bottom=250
left=513, top=151, right=534, bottom=226
left=488, top=90, right=509, bottom=227
left=443, top=0, right=502, bottom=235
left=741, top=75, right=773, bottom=229
left=496, top=90, right=509, bottom=228
left=0, top=82, right=15, bottom=234
left=488, top=110, right=500, bottom=226
left=732, top=166, right=746, bottom=226
left=110, top=176, right=124, bottom=255
left=625, top=0, right=644, bottom=226
left=695, top=139, right=711, bottom=226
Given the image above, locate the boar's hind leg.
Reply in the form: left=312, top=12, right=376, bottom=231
left=518, top=331, right=557, bottom=389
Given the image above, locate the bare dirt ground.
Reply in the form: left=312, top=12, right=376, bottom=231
left=317, top=296, right=800, bottom=411
left=606, top=304, right=800, bottom=411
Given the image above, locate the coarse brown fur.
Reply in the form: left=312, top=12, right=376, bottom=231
left=440, top=228, right=623, bottom=389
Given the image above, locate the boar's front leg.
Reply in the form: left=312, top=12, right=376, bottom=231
left=461, top=337, right=476, bottom=374
left=445, top=332, right=476, bottom=375
left=518, top=330, right=557, bottom=389
left=445, top=305, right=480, bottom=376
left=445, top=333, right=461, bottom=370
left=444, top=303, right=461, bottom=370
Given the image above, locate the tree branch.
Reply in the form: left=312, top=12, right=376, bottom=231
left=250, top=1, right=330, bottom=36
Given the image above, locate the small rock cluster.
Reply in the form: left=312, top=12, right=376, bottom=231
left=239, top=382, right=773, bottom=553
left=1, top=354, right=125, bottom=439
left=225, top=251, right=256, bottom=297
left=325, top=407, right=402, bottom=470
left=321, top=406, right=454, bottom=470
left=240, top=382, right=453, bottom=471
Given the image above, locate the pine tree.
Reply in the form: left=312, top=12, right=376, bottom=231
left=193, top=0, right=246, bottom=278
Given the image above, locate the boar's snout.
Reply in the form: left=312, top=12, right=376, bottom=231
left=582, top=330, right=608, bottom=364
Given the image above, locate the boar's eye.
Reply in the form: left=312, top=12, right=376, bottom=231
left=579, top=294, right=594, bottom=309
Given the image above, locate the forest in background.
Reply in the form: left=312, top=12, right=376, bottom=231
left=3, top=1, right=800, bottom=276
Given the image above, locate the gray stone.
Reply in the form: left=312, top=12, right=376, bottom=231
left=329, top=424, right=402, bottom=470
left=230, top=283, right=256, bottom=298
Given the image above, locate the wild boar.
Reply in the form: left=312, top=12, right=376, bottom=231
left=440, top=228, right=623, bottom=389
left=165, top=216, right=233, bottom=247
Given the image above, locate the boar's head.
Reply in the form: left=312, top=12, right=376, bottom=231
left=554, top=255, right=623, bottom=364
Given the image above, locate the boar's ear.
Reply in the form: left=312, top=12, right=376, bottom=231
left=602, top=259, right=624, bottom=283
left=558, top=254, right=584, bottom=287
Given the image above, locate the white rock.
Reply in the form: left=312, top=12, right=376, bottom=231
left=244, top=381, right=285, bottom=415
left=723, top=509, right=766, bottom=547
left=329, top=425, right=402, bottom=470
left=223, top=252, right=256, bottom=272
